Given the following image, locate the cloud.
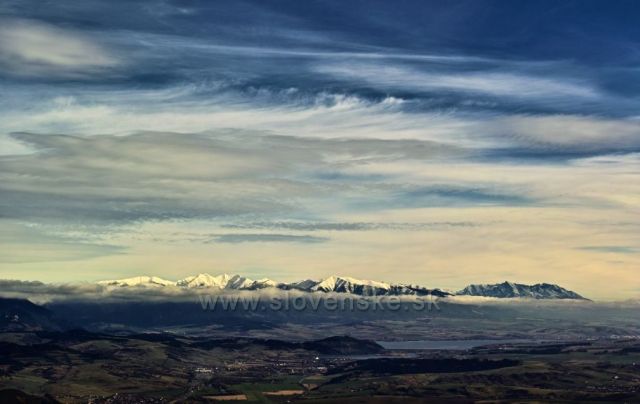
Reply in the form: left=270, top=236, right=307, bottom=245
left=0, top=132, right=296, bottom=223
left=0, top=1, right=638, bottom=300
left=2, top=129, right=636, bottom=236
left=0, top=87, right=480, bottom=147
left=484, top=115, right=640, bottom=154
left=443, top=295, right=594, bottom=306
left=1, top=133, right=638, bottom=299
left=0, top=279, right=440, bottom=305
left=316, top=62, right=598, bottom=100
left=398, top=186, right=533, bottom=207
left=0, top=279, right=217, bottom=304
left=3, top=84, right=639, bottom=161
left=0, top=131, right=466, bottom=225
left=0, top=280, right=104, bottom=304
left=0, top=19, right=119, bottom=76
left=0, top=221, right=125, bottom=263
left=212, top=234, right=329, bottom=244
left=221, top=221, right=477, bottom=231
left=577, top=246, right=639, bottom=254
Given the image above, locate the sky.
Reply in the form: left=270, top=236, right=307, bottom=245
left=0, top=0, right=639, bottom=300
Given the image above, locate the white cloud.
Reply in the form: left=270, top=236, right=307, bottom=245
left=316, top=62, right=598, bottom=100
left=3, top=86, right=637, bottom=156
left=487, top=115, right=640, bottom=149
left=0, top=89, right=482, bottom=149
left=0, top=19, right=119, bottom=76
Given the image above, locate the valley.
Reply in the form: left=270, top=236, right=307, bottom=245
left=1, top=295, right=640, bottom=402
left=1, top=330, right=639, bottom=403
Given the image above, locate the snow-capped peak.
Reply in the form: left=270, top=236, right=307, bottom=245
left=339, top=276, right=391, bottom=289
left=456, top=281, right=586, bottom=300
left=94, top=274, right=584, bottom=300
left=226, top=275, right=255, bottom=289
left=313, top=275, right=338, bottom=292
left=98, top=276, right=174, bottom=287
left=176, top=273, right=233, bottom=288
left=312, top=275, right=392, bottom=295
left=253, top=278, right=278, bottom=287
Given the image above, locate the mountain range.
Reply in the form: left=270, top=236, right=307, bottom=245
left=0, top=297, right=63, bottom=331
left=98, top=274, right=586, bottom=300
left=457, top=281, right=586, bottom=300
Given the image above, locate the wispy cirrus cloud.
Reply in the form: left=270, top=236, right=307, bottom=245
left=315, top=62, right=599, bottom=100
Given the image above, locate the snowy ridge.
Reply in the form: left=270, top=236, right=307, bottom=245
left=97, top=274, right=585, bottom=299
left=98, top=276, right=175, bottom=287
left=176, top=273, right=233, bottom=288
left=456, top=281, right=587, bottom=300
left=97, top=273, right=446, bottom=296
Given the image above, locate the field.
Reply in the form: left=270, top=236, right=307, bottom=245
left=1, top=330, right=640, bottom=403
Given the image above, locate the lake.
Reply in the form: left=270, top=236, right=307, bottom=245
left=377, top=339, right=533, bottom=350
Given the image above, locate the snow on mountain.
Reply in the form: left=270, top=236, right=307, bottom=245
left=311, top=276, right=338, bottom=292
left=226, top=275, right=255, bottom=290
left=95, top=273, right=451, bottom=297
left=306, top=276, right=450, bottom=297
left=282, top=279, right=318, bottom=291
left=176, top=273, right=233, bottom=288
left=311, top=275, right=392, bottom=296
left=387, top=284, right=451, bottom=297
left=98, top=276, right=174, bottom=287
left=250, top=278, right=279, bottom=289
left=96, top=275, right=583, bottom=299
left=108, top=273, right=278, bottom=291
left=456, top=281, right=586, bottom=300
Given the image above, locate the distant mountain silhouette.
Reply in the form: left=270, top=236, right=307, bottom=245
left=0, top=298, right=64, bottom=332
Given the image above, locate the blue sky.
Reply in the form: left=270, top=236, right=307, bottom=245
left=0, top=0, right=639, bottom=299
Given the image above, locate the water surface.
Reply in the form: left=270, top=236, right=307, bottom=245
left=377, top=339, right=533, bottom=350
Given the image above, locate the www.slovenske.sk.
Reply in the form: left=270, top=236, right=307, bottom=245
left=198, top=292, right=441, bottom=312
